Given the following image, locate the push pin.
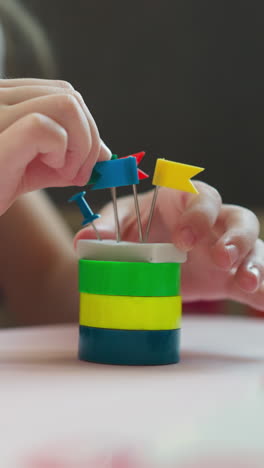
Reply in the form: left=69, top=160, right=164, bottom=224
left=69, top=191, right=102, bottom=241
left=89, top=156, right=139, bottom=243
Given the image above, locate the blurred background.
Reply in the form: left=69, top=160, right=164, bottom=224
left=3, top=0, right=264, bottom=214
left=0, top=0, right=263, bottom=325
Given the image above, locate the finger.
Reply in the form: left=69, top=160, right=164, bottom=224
left=0, top=78, right=74, bottom=89
left=0, top=85, right=77, bottom=105
left=226, top=276, right=264, bottom=313
left=97, top=140, right=111, bottom=161
left=211, top=205, right=260, bottom=270
left=234, top=239, right=264, bottom=293
left=65, top=90, right=111, bottom=184
left=74, top=139, right=112, bottom=187
left=0, top=94, right=91, bottom=181
left=168, top=181, right=222, bottom=250
left=0, top=85, right=111, bottom=185
left=0, top=113, right=68, bottom=214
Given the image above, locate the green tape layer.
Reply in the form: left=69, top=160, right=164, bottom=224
left=79, top=259, right=180, bottom=296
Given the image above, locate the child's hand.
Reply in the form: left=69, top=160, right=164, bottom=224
left=75, top=182, right=264, bottom=312
left=0, top=78, right=111, bottom=215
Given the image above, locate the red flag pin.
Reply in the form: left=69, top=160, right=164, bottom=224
left=122, top=151, right=149, bottom=180
left=120, top=151, right=149, bottom=242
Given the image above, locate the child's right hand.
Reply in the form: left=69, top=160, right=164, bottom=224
left=0, top=78, right=111, bottom=215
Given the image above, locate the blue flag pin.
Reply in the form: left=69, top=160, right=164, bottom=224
left=88, top=156, right=139, bottom=243
left=68, top=191, right=101, bottom=241
left=90, top=156, right=139, bottom=190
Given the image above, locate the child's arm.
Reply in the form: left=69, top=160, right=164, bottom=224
left=75, top=182, right=264, bottom=312
left=0, top=190, right=78, bottom=325
left=0, top=78, right=111, bottom=324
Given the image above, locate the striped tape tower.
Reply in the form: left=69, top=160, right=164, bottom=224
left=77, top=240, right=185, bottom=366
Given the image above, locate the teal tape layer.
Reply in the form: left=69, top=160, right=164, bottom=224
left=79, top=326, right=180, bottom=366
left=79, top=260, right=180, bottom=296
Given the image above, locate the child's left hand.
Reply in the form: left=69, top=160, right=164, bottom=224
left=75, top=182, right=264, bottom=312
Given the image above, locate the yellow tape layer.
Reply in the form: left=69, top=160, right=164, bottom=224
left=80, top=293, right=181, bottom=330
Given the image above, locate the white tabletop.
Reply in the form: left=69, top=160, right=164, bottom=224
left=0, top=316, right=264, bottom=468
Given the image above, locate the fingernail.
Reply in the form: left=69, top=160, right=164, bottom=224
left=247, top=264, right=260, bottom=281
left=225, top=244, right=239, bottom=266
left=99, top=140, right=112, bottom=160
left=178, top=227, right=196, bottom=250
left=241, top=264, right=261, bottom=292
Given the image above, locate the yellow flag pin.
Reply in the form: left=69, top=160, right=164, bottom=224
left=144, top=159, right=205, bottom=241
left=153, top=159, right=204, bottom=194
